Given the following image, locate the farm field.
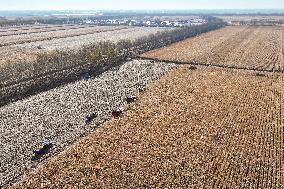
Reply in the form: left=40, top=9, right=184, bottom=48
left=0, top=24, right=102, bottom=37
left=0, top=26, right=168, bottom=66
left=11, top=65, right=284, bottom=188
left=13, top=27, right=169, bottom=50
left=0, top=25, right=128, bottom=46
left=1, top=20, right=284, bottom=188
left=0, top=24, right=79, bottom=32
left=142, top=26, right=284, bottom=72
left=218, top=15, right=284, bottom=22
left=0, top=60, right=177, bottom=187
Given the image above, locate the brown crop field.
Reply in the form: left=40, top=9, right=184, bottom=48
left=11, top=65, right=284, bottom=188
left=142, top=26, right=284, bottom=72
left=2, top=21, right=284, bottom=188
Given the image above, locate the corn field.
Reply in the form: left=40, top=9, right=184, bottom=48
left=142, top=26, right=284, bottom=72
left=10, top=65, right=284, bottom=188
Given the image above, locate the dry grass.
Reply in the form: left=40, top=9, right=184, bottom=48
left=142, top=26, right=284, bottom=72
left=11, top=66, right=284, bottom=188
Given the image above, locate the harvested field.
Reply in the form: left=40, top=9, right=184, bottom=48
left=0, top=47, right=40, bottom=66
left=142, top=26, right=284, bottom=72
left=0, top=26, right=167, bottom=66
left=0, top=24, right=75, bottom=32
left=0, top=26, right=128, bottom=46
left=14, top=27, right=169, bottom=50
left=11, top=65, right=284, bottom=188
left=0, top=25, right=99, bottom=37
left=0, top=60, right=177, bottom=187
left=218, top=16, right=284, bottom=24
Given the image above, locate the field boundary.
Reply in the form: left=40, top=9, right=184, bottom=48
left=138, top=56, right=284, bottom=73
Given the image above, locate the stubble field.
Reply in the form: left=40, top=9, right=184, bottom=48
left=11, top=65, right=284, bottom=188
left=1, top=24, right=284, bottom=188
left=0, top=25, right=168, bottom=66
left=142, top=26, right=284, bottom=72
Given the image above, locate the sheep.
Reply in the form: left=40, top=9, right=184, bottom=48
left=138, top=86, right=146, bottom=92
left=255, top=72, right=266, bottom=77
left=112, top=107, right=124, bottom=118
left=188, top=66, right=197, bottom=70
left=83, top=73, right=91, bottom=81
left=125, top=96, right=137, bottom=104
left=85, top=112, right=98, bottom=124
left=32, top=140, right=53, bottom=161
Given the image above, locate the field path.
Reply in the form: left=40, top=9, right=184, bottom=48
left=11, top=66, right=284, bottom=188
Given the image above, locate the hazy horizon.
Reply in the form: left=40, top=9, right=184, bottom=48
left=0, top=0, right=284, bottom=11
left=1, top=9, right=284, bottom=17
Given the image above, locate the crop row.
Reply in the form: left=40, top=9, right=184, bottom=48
left=10, top=65, right=284, bottom=188
left=141, top=26, right=246, bottom=63
left=0, top=24, right=81, bottom=32
left=0, top=26, right=129, bottom=47
left=142, top=26, right=284, bottom=72
left=0, top=24, right=100, bottom=37
left=13, top=27, right=169, bottom=50
left=0, top=27, right=166, bottom=67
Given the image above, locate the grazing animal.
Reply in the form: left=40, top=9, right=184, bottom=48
left=32, top=140, right=52, bottom=161
left=126, top=96, right=137, bottom=104
left=138, top=86, right=146, bottom=92
left=188, top=66, right=197, bottom=70
left=255, top=72, right=266, bottom=77
left=85, top=112, right=98, bottom=124
left=112, top=107, right=123, bottom=118
left=83, top=73, right=91, bottom=81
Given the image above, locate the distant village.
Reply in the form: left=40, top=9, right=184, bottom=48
left=0, top=14, right=207, bottom=27
left=82, top=18, right=206, bottom=27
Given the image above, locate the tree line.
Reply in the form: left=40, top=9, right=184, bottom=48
left=0, top=17, right=226, bottom=106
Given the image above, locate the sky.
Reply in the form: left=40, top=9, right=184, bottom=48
left=0, top=0, right=284, bottom=10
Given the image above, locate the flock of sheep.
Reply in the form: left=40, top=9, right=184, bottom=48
left=0, top=59, right=177, bottom=186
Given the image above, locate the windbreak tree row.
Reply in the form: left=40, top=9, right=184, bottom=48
left=0, top=17, right=226, bottom=106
